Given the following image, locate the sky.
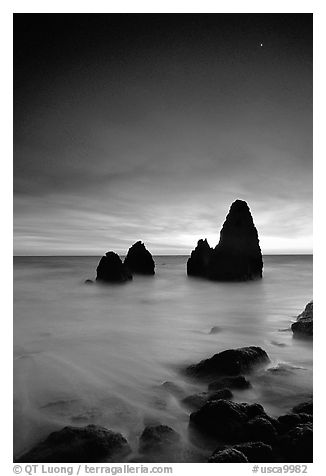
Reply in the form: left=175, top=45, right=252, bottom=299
left=14, top=14, right=312, bottom=255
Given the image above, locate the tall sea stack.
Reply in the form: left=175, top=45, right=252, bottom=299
left=187, top=200, right=263, bottom=281
left=124, top=241, right=155, bottom=275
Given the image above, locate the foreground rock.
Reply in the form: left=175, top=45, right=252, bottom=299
left=139, top=425, right=181, bottom=453
left=208, top=448, right=248, bottom=462
left=17, top=424, right=131, bottom=463
left=186, top=346, right=270, bottom=379
left=96, top=252, right=132, bottom=283
left=187, top=239, right=213, bottom=277
left=187, top=200, right=263, bottom=281
left=292, top=399, right=313, bottom=415
left=124, top=241, right=155, bottom=275
left=190, top=397, right=312, bottom=462
left=189, top=399, right=274, bottom=442
left=279, top=423, right=313, bottom=462
left=292, top=301, right=313, bottom=337
left=209, top=442, right=273, bottom=463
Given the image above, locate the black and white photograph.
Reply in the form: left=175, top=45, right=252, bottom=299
left=11, top=7, right=315, bottom=470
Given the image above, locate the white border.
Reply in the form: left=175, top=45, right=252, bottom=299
left=3, top=1, right=324, bottom=473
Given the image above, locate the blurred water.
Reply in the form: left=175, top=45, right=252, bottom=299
left=13, top=255, right=312, bottom=460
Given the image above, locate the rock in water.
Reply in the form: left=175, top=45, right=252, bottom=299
left=292, top=301, right=313, bottom=337
left=208, top=448, right=248, bottom=462
left=186, top=346, right=270, bottom=378
left=209, top=200, right=263, bottom=281
left=139, top=425, right=181, bottom=453
left=96, top=252, right=132, bottom=283
left=187, top=239, right=213, bottom=276
left=16, top=424, right=131, bottom=462
left=124, top=241, right=155, bottom=275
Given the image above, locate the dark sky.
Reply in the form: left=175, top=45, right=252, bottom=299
left=14, top=14, right=312, bottom=255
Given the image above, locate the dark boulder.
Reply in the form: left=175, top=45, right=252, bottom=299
left=232, top=442, right=274, bottom=463
left=186, top=346, right=270, bottom=379
left=292, top=400, right=313, bottom=415
left=278, top=413, right=312, bottom=434
left=208, top=448, right=248, bottom=462
left=209, top=200, right=263, bottom=281
left=182, top=388, right=233, bottom=410
left=96, top=252, right=132, bottom=283
left=278, top=423, right=313, bottom=462
left=187, top=239, right=213, bottom=277
left=190, top=400, right=249, bottom=441
left=246, top=417, right=278, bottom=444
left=292, top=301, right=313, bottom=337
left=209, top=442, right=273, bottom=463
left=208, top=375, right=251, bottom=391
left=189, top=399, right=276, bottom=442
left=124, top=241, right=155, bottom=275
left=139, top=425, right=180, bottom=453
left=16, top=424, right=131, bottom=463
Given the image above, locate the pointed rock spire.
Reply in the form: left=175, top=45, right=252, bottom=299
left=209, top=200, right=263, bottom=281
left=124, top=241, right=155, bottom=275
left=187, top=200, right=263, bottom=281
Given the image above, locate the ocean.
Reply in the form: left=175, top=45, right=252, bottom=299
left=13, top=255, right=313, bottom=461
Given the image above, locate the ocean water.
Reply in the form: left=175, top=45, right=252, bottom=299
left=13, top=255, right=312, bottom=461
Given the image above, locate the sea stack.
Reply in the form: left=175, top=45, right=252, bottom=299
left=124, top=241, right=155, bottom=275
left=187, top=239, right=213, bottom=277
left=96, top=251, right=132, bottom=283
left=209, top=200, right=263, bottom=281
left=187, top=200, right=263, bottom=281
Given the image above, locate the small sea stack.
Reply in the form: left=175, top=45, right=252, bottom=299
left=187, top=199, right=263, bottom=281
left=187, top=239, right=213, bottom=276
left=124, top=241, right=155, bottom=275
left=96, top=251, right=132, bottom=283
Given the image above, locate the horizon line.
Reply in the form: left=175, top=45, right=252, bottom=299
left=13, top=253, right=313, bottom=257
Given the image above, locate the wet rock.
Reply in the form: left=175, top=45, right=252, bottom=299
left=209, top=200, right=263, bottom=281
left=186, top=346, right=270, bottom=379
left=246, top=417, right=278, bottom=444
left=124, top=241, right=155, bottom=275
left=190, top=400, right=249, bottom=441
left=232, top=442, right=274, bottom=463
left=208, top=447, right=248, bottom=462
left=16, top=424, right=131, bottom=463
left=139, top=425, right=181, bottom=453
left=187, top=239, right=213, bottom=277
left=96, top=252, right=132, bottom=283
left=189, top=399, right=277, bottom=443
left=278, top=413, right=312, bottom=434
left=182, top=388, right=233, bottom=410
left=209, top=326, right=222, bottom=334
left=292, top=400, right=313, bottom=415
left=208, top=375, right=251, bottom=391
left=292, top=301, right=313, bottom=337
left=279, top=423, right=313, bottom=462
left=210, top=442, right=273, bottom=463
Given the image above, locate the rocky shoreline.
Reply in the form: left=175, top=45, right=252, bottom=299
left=16, top=334, right=313, bottom=463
